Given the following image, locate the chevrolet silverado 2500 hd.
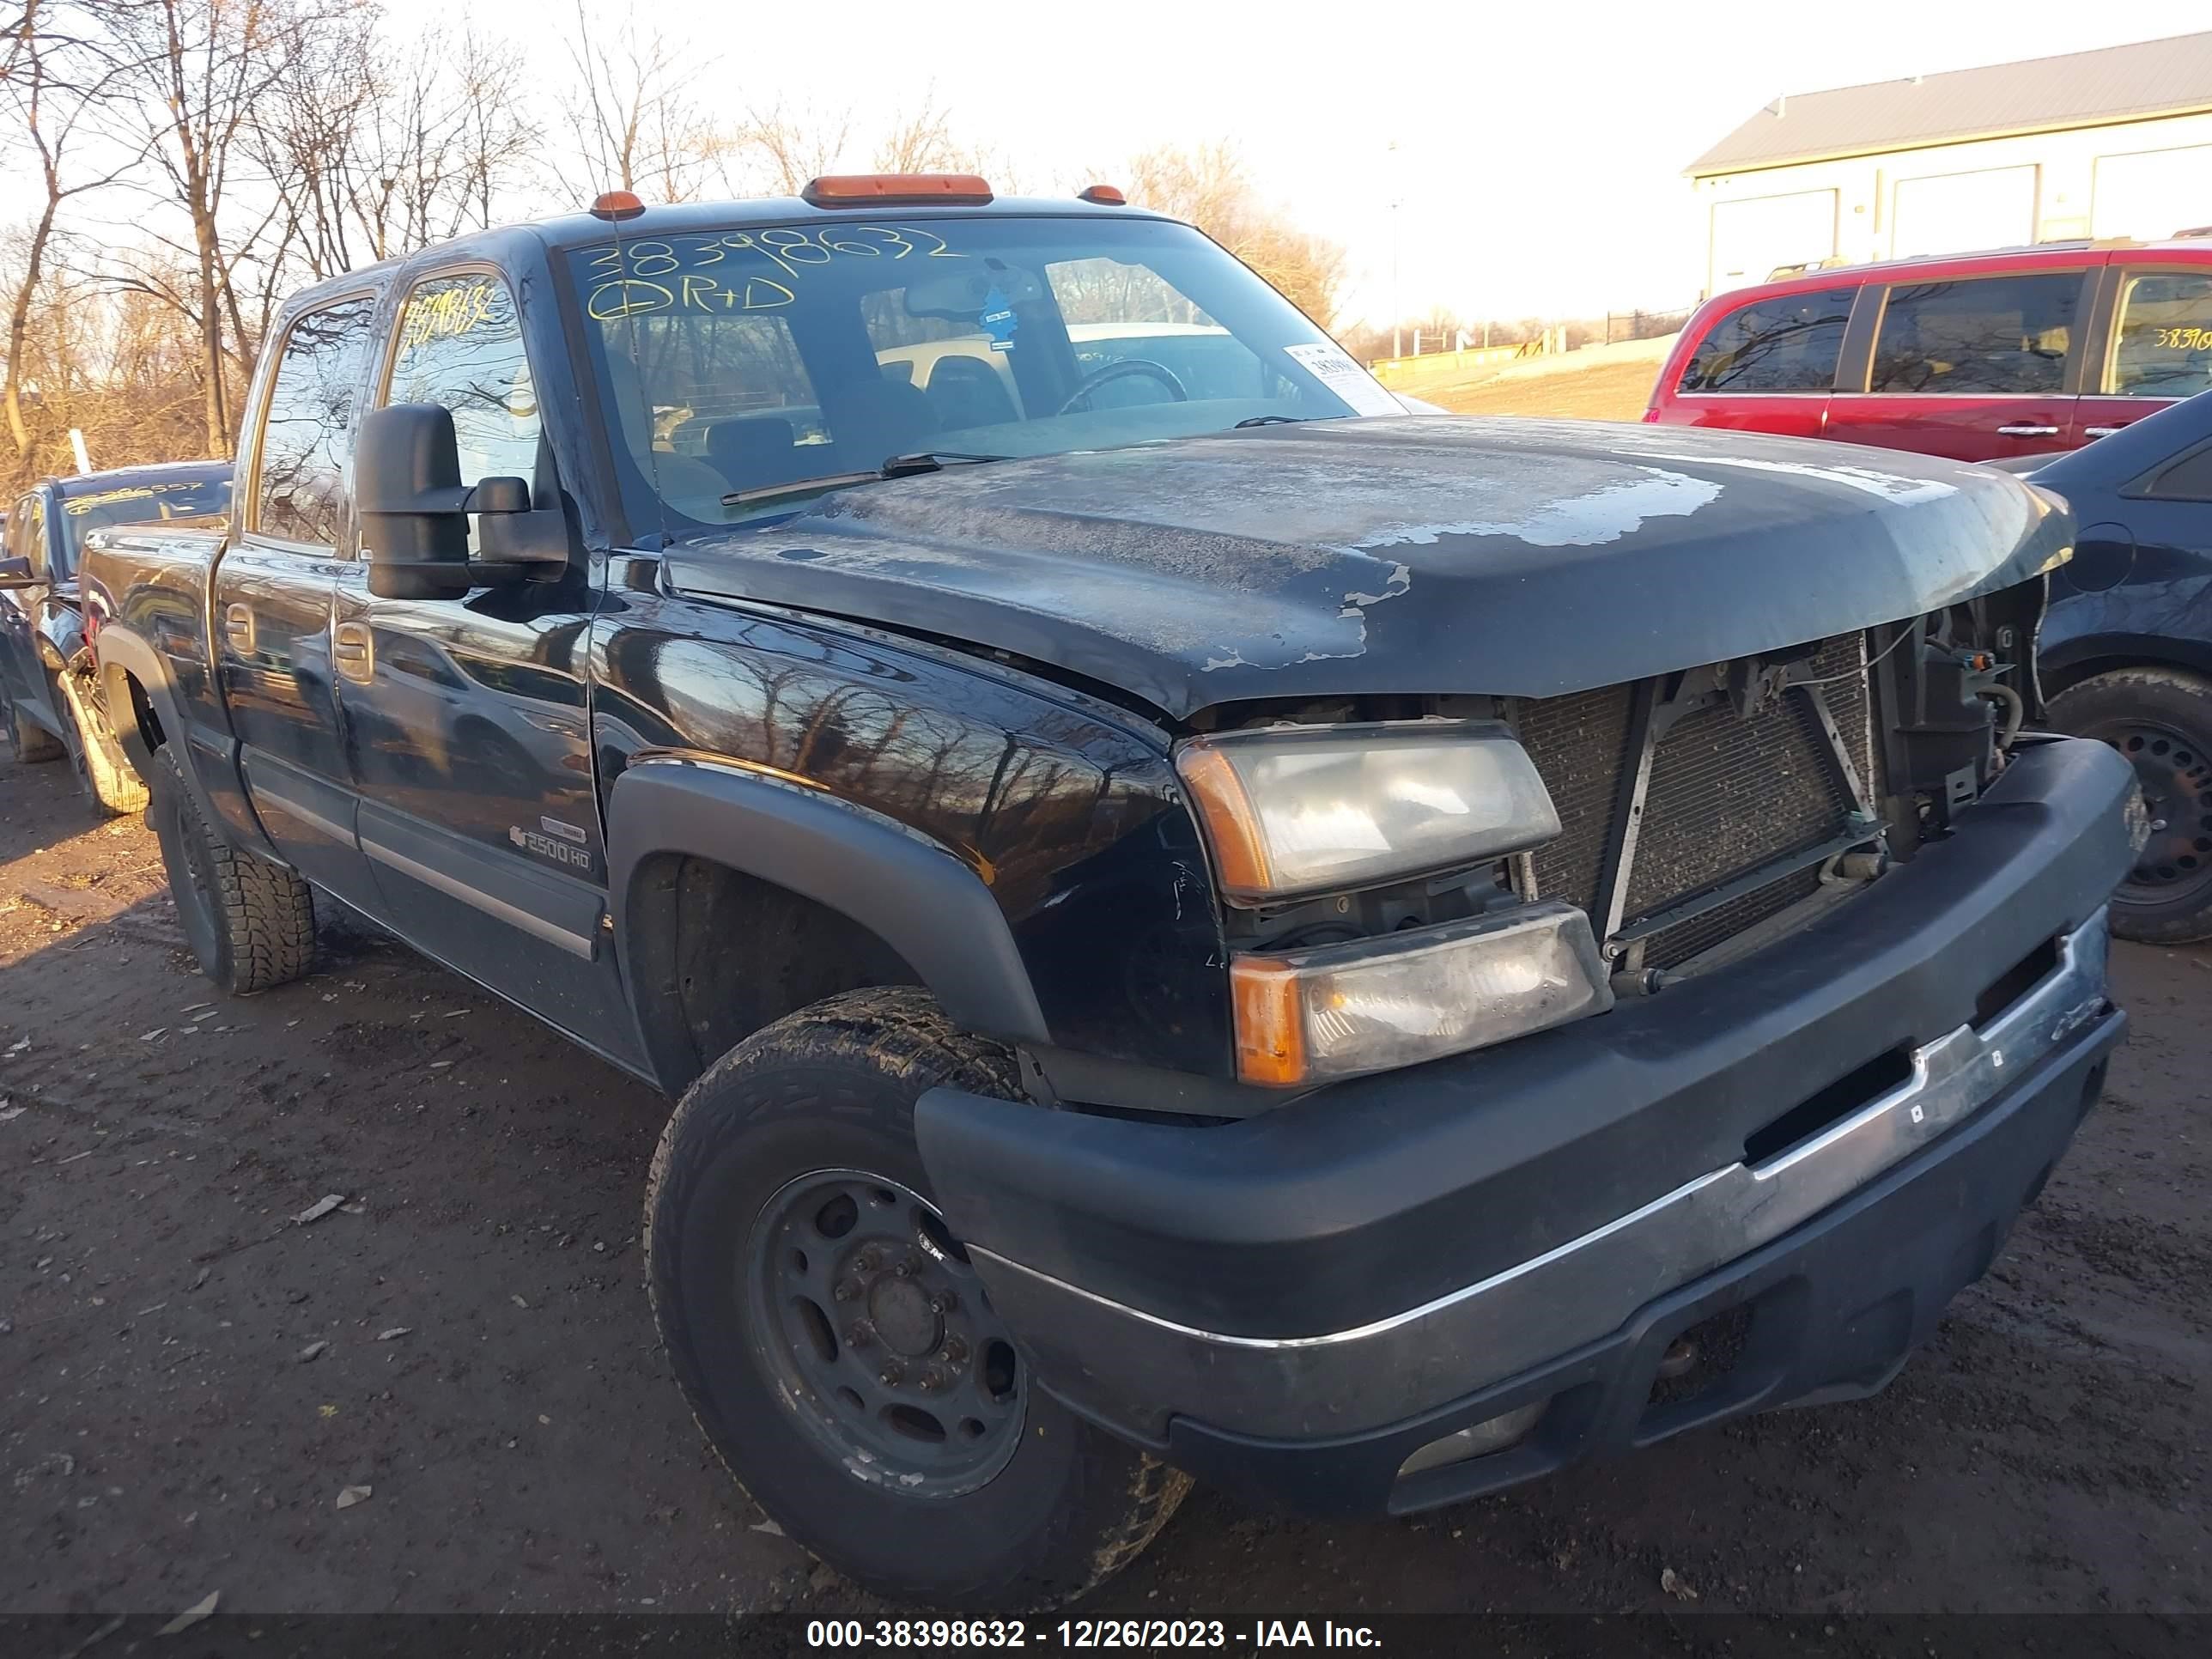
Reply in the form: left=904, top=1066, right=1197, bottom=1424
left=81, top=177, right=2141, bottom=1609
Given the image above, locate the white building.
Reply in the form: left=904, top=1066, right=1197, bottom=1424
left=1687, top=31, right=2212, bottom=295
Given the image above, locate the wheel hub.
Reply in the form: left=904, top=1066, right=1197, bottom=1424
left=2107, top=723, right=2212, bottom=901
left=745, top=1170, right=1024, bottom=1496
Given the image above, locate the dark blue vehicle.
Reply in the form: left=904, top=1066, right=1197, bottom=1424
left=2004, top=393, right=2212, bottom=941
left=2, top=461, right=230, bottom=812
left=78, top=179, right=2139, bottom=1609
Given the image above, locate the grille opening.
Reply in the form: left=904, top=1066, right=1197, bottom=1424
left=1973, top=935, right=2061, bottom=1030
left=1744, top=1044, right=1915, bottom=1165
left=1645, top=1304, right=1755, bottom=1409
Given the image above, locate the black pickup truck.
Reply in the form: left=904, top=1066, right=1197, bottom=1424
left=2, top=460, right=229, bottom=812
left=82, top=179, right=2140, bottom=1610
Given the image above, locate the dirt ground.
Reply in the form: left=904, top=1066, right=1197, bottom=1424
left=2, top=732, right=2208, bottom=1624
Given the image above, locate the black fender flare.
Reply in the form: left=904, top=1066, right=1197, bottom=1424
left=605, top=757, right=1051, bottom=1085
left=93, top=623, right=241, bottom=840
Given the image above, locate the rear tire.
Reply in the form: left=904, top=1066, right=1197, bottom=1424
left=645, top=987, right=1189, bottom=1610
left=59, top=662, right=149, bottom=817
left=2047, top=667, right=2212, bottom=943
left=8, top=692, right=64, bottom=763
left=148, top=747, right=316, bottom=992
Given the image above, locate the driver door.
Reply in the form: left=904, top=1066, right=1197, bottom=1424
left=335, top=269, right=629, bottom=1058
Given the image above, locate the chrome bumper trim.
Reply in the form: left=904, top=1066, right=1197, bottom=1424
left=971, top=908, right=2113, bottom=1439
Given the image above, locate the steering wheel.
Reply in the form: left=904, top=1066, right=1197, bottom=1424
left=1055, top=358, right=1189, bottom=416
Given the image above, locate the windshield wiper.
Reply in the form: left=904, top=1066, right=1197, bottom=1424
left=879, top=450, right=1016, bottom=477
left=719, top=452, right=1016, bottom=509
left=1232, top=415, right=1308, bottom=428
left=720, top=471, right=882, bottom=507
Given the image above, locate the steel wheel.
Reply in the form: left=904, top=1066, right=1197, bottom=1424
left=744, top=1169, right=1024, bottom=1498
left=2107, top=720, right=2212, bottom=913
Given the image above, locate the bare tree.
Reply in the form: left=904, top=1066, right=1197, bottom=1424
left=2, top=0, right=143, bottom=465
left=112, top=0, right=323, bottom=455
left=731, top=95, right=853, bottom=197
left=553, top=1, right=719, bottom=204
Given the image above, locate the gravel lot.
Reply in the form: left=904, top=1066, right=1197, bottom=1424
left=2, top=732, right=2207, bottom=1624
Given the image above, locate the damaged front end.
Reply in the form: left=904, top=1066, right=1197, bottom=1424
left=1181, top=576, right=2065, bottom=1086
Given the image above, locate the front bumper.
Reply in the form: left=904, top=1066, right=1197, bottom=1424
left=915, top=737, right=2138, bottom=1514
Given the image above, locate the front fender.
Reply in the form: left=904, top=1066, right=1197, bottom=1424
left=605, top=756, right=1051, bottom=1090
left=94, top=623, right=265, bottom=852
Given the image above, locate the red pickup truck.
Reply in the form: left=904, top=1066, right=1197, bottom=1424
left=1646, top=239, right=2212, bottom=461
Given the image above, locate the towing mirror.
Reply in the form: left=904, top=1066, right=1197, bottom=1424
left=356, top=404, right=568, bottom=600
left=357, top=404, right=473, bottom=600
left=0, top=555, right=35, bottom=588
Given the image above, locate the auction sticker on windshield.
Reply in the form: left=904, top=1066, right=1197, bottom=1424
left=1283, top=341, right=1403, bottom=417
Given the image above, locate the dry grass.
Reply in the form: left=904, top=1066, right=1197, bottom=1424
left=1419, top=357, right=1662, bottom=422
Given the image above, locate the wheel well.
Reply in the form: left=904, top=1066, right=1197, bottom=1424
left=627, top=854, right=923, bottom=1092
left=2043, top=648, right=2212, bottom=701
left=111, top=668, right=165, bottom=752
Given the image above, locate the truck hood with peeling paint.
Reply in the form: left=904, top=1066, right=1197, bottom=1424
left=662, top=415, right=2074, bottom=720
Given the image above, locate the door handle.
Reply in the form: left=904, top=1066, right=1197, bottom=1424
left=222, top=602, right=255, bottom=655
left=2082, top=424, right=2130, bottom=439
left=1996, top=423, right=2059, bottom=437
left=332, top=621, right=374, bottom=685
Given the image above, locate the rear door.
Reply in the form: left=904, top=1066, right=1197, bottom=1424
left=215, top=294, right=380, bottom=906
left=1653, top=285, right=1855, bottom=438
left=1824, top=265, right=2098, bottom=459
left=2075, top=255, right=2212, bottom=444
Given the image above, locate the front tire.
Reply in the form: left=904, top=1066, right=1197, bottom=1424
left=645, top=988, right=1189, bottom=1609
left=148, top=748, right=316, bottom=992
left=2048, top=667, right=2212, bottom=944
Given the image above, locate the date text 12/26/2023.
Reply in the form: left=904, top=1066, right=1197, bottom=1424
left=805, top=1619, right=1383, bottom=1649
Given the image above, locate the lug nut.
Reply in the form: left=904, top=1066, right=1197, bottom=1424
left=890, top=1257, right=915, bottom=1279
left=853, top=1249, right=878, bottom=1273
left=845, top=1322, right=872, bottom=1349
left=832, top=1279, right=860, bottom=1302
left=878, top=1362, right=904, bottom=1387
left=919, top=1366, right=950, bottom=1393
left=927, top=1290, right=957, bottom=1315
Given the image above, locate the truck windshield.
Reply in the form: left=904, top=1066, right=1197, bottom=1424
left=567, top=214, right=1397, bottom=530
left=58, top=477, right=230, bottom=574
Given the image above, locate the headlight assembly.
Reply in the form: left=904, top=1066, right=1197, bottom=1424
left=1175, top=720, right=1560, bottom=903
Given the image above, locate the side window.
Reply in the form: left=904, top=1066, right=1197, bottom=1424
left=385, top=275, right=543, bottom=514
left=9, top=495, right=43, bottom=578
left=1675, top=288, right=1853, bottom=393
left=1869, top=273, right=2081, bottom=395
left=2106, top=271, right=2212, bottom=398
left=254, top=296, right=379, bottom=547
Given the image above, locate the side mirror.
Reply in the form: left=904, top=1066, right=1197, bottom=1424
left=357, top=404, right=472, bottom=600
left=357, top=404, right=569, bottom=599
left=0, top=555, right=36, bottom=588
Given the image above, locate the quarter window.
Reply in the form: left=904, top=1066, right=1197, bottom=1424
left=2106, top=271, right=2212, bottom=397
left=1869, top=273, right=2080, bottom=395
left=1676, top=289, right=1853, bottom=393
left=255, top=296, right=378, bottom=547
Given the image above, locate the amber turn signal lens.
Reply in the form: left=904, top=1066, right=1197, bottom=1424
left=1176, top=742, right=1274, bottom=898
left=1231, top=957, right=1306, bottom=1086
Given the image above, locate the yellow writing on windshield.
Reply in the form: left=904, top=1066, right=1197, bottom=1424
left=2151, top=326, right=2212, bottom=350
left=62, top=482, right=216, bottom=517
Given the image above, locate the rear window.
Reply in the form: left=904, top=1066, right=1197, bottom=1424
left=1676, top=289, right=1852, bottom=393
left=2106, top=270, right=2212, bottom=397
left=1869, top=273, right=2080, bottom=396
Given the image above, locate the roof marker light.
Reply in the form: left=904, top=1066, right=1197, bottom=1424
left=589, top=191, right=647, bottom=222
left=1078, top=184, right=1127, bottom=205
left=801, top=173, right=994, bottom=208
